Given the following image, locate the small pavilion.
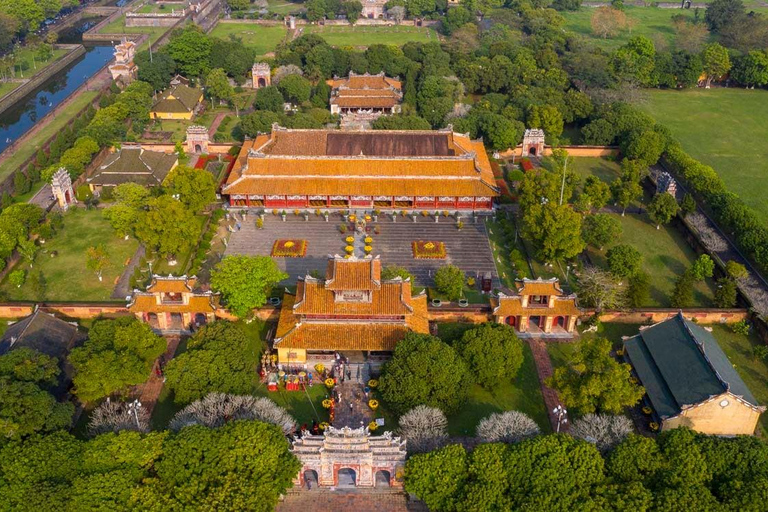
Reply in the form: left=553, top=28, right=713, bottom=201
left=127, top=275, right=219, bottom=332
left=491, top=278, right=580, bottom=336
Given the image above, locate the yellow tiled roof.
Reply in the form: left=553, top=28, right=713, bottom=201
left=293, top=281, right=413, bottom=316
left=146, top=276, right=196, bottom=293
left=127, top=294, right=217, bottom=313
left=325, top=257, right=381, bottom=291
left=333, top=96, right=400, bottom=108
left=491, top=279, right=581, bottom=318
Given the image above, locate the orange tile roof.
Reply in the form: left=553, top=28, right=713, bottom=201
left=127, top=294, right=218, bottom=313
left=514, top=278, right=566, bottom=297
left=333, top=96, right=400, bottom=109
left=327, top=73, right=402, bottom=91
left=325, top=257, right=381, bottom=291
left=294, top=282, right=412, bottom=316
left=146, top=276, right=196, bottom=293
left=491, top=279, right=581, bottom=318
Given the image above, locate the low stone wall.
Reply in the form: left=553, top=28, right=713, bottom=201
left=125, top=15, right=185, bottom=27
left=0, top=303, right=128, bottom=319
left=590, top=308, right=748, bottom=325
left=0, top=45, right=86, bottom=117
left=498, top=145, right=620, bottom=159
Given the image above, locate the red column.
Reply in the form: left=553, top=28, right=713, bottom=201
left=246, top=196, right=251, bottom=208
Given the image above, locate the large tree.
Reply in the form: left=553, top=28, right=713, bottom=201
left=379, top=333, right=472, bottom=415
left=135, top=51, right=177, bottom=91
left=205, top=67, right=234, bottom=107
left=68, top=317, right=166, bottom=403
left=162, top=166, right=217, bottom=213
left=606, top=244, right=643, bottom=278
left=164, top=322, right=260, bottom=404
left=647, top=193, right=679, bottom=229
left=134, top=195, right=200, bottom=259
left=547, top=337, right=644, bottom=414
left=522, top=203, right=585, bottom=262
left=582, top=213, right=622, bottom=251
left=434, top=265, right=465, bottom=301
left=164, top=25, right=212, bottom=77
left=210, top=255, right=287, bottom=318
left=457, top=324, right=524, bottom=391
left=702, top=42, right=731, bottom=87
left=277, top=74, right=312, bottom=104
left=705, top=0, right=745, bottom=32
left=0, top=379, right=74, bottom=438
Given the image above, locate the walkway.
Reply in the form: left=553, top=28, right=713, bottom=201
left=333, top=381, right=374, bottom=429
left=111, top=245, right=146, bottom=299
left=527, top=338, right=569, bottom=433
left=207, top=112, right=227, bottom=137
left=136, top=334, right=183, bottom=415
left=277, top=489, right=427, bottom=512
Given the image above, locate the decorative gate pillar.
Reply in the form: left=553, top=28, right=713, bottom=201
left=186, top=125, right=209, bottom=154
left=51, top=168, right=75, bottom=211
left=521, top=128, right=546, bottom=157
left=252, top=63, right=271, bottom=89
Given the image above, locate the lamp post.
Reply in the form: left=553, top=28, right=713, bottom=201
left=553, top=404, right=568, bottom=433
left=127, top=399, right=142, bottom=429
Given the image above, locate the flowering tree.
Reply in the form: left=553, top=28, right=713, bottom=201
left=570, top=413, right=633, bottom=453
left=87, top=399, right=150, bottom=436
left=476, top=411, right=540, bottom=444
left=169, top=392, right=296, bottom=435
left=398, top=405, right=448, bottom=453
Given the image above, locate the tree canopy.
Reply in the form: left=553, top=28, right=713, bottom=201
left=162, top=166, right=217, bottom=213
left=457, top=323, right=524, bottom=390
left=210, top=255, right=288, bottom=318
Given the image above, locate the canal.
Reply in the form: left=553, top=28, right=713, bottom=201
left=0, top=16, right=114, bottom=155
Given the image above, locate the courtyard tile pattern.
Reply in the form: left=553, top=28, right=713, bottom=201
left=225, top=217, right=498, bottom=287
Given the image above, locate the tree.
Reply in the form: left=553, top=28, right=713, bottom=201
left=0, top=379, right=74, bottom=438
left=87, top=400, right=150, bottom=436
left=135, top=51, right=177, bottom=91
left=671, top=273, right=695, bottom=308
left=526, top=104, right=564, bottom=140
left=205, top=67, right=233, bottom=107
left=457, top=324, right=524, bottom=390
left=381, top=264, right=415, bottom=282
left=306, top=0, right=327, bottom=21
left=433, top=265, right=464, bottom=301
left=253, top=85, right=284, bottom=112
left=404, top=444, right=468, bottom=512
left=169, top=393, right=296, bottom=434
left=715, top=277, right=738, bottom=308
left=68, top=317, right=166, bottom=403
left=397, top=405, right=448, bottom=453
left=85, top=245, right=109, bottom=282
left=689, top=254, right=715, bottom=281
left=389, top=4, right=405, bottom=23
left=277, top=74, right=312, bottom=104
left=611, top=178, right=642, bottom=216
left=164, top=322, right=261, bottom=404
left=607, top=244, right=643, bottom=278
left=673, top=19, right=709, bottom=54
left=546, top=337, right=644, bottom=414
left=372, top=114, right=431, bottom=130
left=379, top=332, right=472, bottom=415
left=134, top=195, right=200, bottom=258
left=647, top=193, right=679, bottom=229
left=626, top=271, right=650, bottom=307
left=17, top=238, right=37, bottom=267
left=582, top=214, right=622, bottom=251
left=522, top=203, right=585, bottom=262
left=705, top=0, right=745, bottom=32
left=570, top=414, right=633, bottom=453
left=239, top=110, right=284, bottom=136
left=622, top=129, right=665, bottom=166
left=476, top=411, right=540, bottom=444
left=343, top=0, right=362, bottom=23
left=113, top=182, right=150, bottom=209
left=103, top=204, right=140, bottom=238
left=732, top=50, right=768, bottom=87
left=612, top=36, right=657, bottom=86
left=582, top=176, right=612, bottom=211
left=591, top=7, right=627, bottom=39
left=702, top=42, right=731, bottom=86
left=164, top=25, right=212, bottom=77
left=210, top=255, right=287, bottom=318
left=680, top=192, right=696, bottom=216
left=0, top=348, right=59, bottom=386
left=726, top=260, right=748, bottom=280
left=162, top=166, right=217, bottom=213
left=9, top=269, right=25, bottom=288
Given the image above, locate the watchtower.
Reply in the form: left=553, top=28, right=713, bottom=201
left=51, top=168, right=75, bottom=211
left=522, top=129, right=546, bottom=157
left=252, top=63, right=271, bottom=89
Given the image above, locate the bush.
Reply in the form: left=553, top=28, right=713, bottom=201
left=76, top=185, right=93, bottom=202
left=476, top=411, right=540, bottom=444
left=434, top=265, right=465, bottom=301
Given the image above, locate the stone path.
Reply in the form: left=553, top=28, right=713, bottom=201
left=111, top=245, right=146, bottom=299
left=28, top=184, right=55, bottom=209
left=207, top=112, right=226, bottom=137
left=277, top=489, right=427, bottom=512
left=225, top=216, right=498, bottom=287
left=333, top=381, right=374, bottom=429
left=136, top=334, right=182, bottom=415
left=527, top=338, right=570, bottom=433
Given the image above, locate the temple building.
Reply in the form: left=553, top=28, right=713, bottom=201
left=273, top=255, right=429, bottom=365
left=87, top=145, right=178, bottom=193
left=127, top=275, right=219, bottom=332
left=623, top=313, right=764, bottom=436
left=491, top=278, right=580, bottom=335
left=108, top=39, right=138, bottom=84
left=327, top=72, right=402, bottom=128
left=223, top=126, right=498, bottom=211
left=150, top=80, right=203, bottom=120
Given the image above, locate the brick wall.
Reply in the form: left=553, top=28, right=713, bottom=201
left=590, top=308, right=748, bottom=324
left=498, top=145, right=620, bottom=159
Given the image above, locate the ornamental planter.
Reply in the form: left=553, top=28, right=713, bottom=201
left=458, top=299, right=469, bottom=307
left=369, top=399, right=379, bottom=410
left=412, top=241, right=447, bottom=259
left=368, top=421, right=378, bottom=431
left=271, top=239, right=308, bottom=258
left=431, top=299, right=442, bottom=307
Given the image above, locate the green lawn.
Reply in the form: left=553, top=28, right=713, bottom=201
left=0, top=207, right=138, bottom=302
left=305, top=25, right=436, bottom=47
left=547, top=323, right=643, bottom=371
left=97, top=16, right=170, bottom=50
left=638, top=88, right=768, bottom=222
left=709, top=323, right=768, bottom=434
left=208, top=23, right=289, bottom=56
left=0, top=48, right=69, bottom=99
left=562, top=6, right=700, bottom=52
left=268, top=0, right=304, bottom=14
left=149, top=214, right=208, bottom=275
left=570, top=156, right=621, bottom=186
left=134, top=2, right=181, bottom=13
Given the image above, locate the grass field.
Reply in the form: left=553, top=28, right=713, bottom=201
left=0, top=208, right=138, bottom=302
left=267, top=0, right=304, bottom=15
left=562, top=6, right=699, bottom=51
left=0, top=48, right=69, bottom=99
left=305, top=25, right=436, bottom=47
left=97, top=15, right=170, bottom=50
left=209, top=23, right=289, bottom=56
left=0, top=90, right=99, bottom=181
left=637, top=88, right=768, bottom=222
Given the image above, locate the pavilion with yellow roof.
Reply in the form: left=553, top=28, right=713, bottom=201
left=127, top=275, right=219, bottom=332
left=273, top=255, right=429, bottom=365
left=491, top=278, right=581, bottom=335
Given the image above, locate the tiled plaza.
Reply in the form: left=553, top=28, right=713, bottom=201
left=224, top=214, right=499, bottom=288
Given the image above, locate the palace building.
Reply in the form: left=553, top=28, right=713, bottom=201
left=88, top=145, right=178, bottom=193
left=491, top=278, right=580, bottom=335
left=127, top=275, right=219, bottom=332
left=327, top=72, right=402, bottom=128
left=223, top=126, right=499, bottom=211
left=150, top=79, right=203, bottom=120
left=273, top=255, right=429, bottom=365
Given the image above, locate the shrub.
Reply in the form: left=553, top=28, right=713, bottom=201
left=476, top=411, right=540, bottom=444
left=76, top=185, right=93, bottom=202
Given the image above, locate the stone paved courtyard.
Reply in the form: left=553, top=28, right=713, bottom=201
left=224, top=215, right=499, bottom=288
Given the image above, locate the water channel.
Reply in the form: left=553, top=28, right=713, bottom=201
left=0, top=16, right=114, bottom=155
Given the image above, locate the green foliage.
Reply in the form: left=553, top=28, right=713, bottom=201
left=164, top=322, right=260, bottom=404
left=134, top=195, right=200, bottom=258
left=253, top=85, right=285, bottom=112
left=582, top=213, right=622, bottom=250
left=546, top=337, right=644, bottom=414
left=371, top=114, right=431, bottom=130
left=647, top=193, right=679, bottom=228
left=726, top=260, right=747, bottom=280
left=381, top=265, right=415, bottom=282
left=165, top=25, right=212, bottom=77
left=0, top=347, right=59, bottom=386
left=670, top=273, right=695, bottom=308
left=68, top=317, right=166, bottom=403
left=607, top=244, right=643, bottom=278
left=75, top=184, right=92, bottom=202
left=277, top=74, right=312, bottom=104
left=8, top=269, right=25, bottom=288
left=162, top=166, right=217, bottom=213
left=135, top=51, right=177, bottom=91
left=582, top=176, right=612, bottom=211
left=626, top=271, right=651, bottom=308
left=240, top=110, right=285, bottom=137
left=210, top=255, right=288, bottom=318
left=433, top=265, right=465, bottom=301
left=714, top=277, right=738, bottom=308
left=522, top=202, right=585, bottom=262
left=457, top=324, right=524, bottom=391
left=680, top=192, right=696, bottom=216
left=379, top=332, right=472, bottom=415
left=689, top=254, right=715, bottom=281
left=205, top=67, right=234, bottom=104
left=404, top=444, right=468, bottom=512
left=527, top=104, right=564, bottom=140
left=0, top=379, right=74, bottom=438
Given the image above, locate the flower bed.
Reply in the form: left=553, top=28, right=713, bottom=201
left=412, top=240, right=447, bottom=259
left=520, top=158, right=534, bottom=172
left=271, top=239, right=308, bottom=258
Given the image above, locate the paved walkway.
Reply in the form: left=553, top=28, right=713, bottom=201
left=111, top=245, right=145, bottom=299
left=333, top=381, right=374, bottom=429
left=277, top=489, right=427, bottom=512
left=527, top=338, right=570, bottom=433
left=136, top=334, right=182, bottom=415
left=207, top=112, right=226, bottom=137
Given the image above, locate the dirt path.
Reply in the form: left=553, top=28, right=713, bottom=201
left=207, top=112, right=226, bottom=137
left=527, top=338, right=570, bottom=433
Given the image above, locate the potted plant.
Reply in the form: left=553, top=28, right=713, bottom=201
left=368, top=399, right=379, bottom=410
left=325, top=378, right=335, bottom=388
left=281, top=210, right=287, bottom=221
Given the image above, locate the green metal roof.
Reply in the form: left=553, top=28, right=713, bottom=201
left=623, top=313, right=759, bottom=419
